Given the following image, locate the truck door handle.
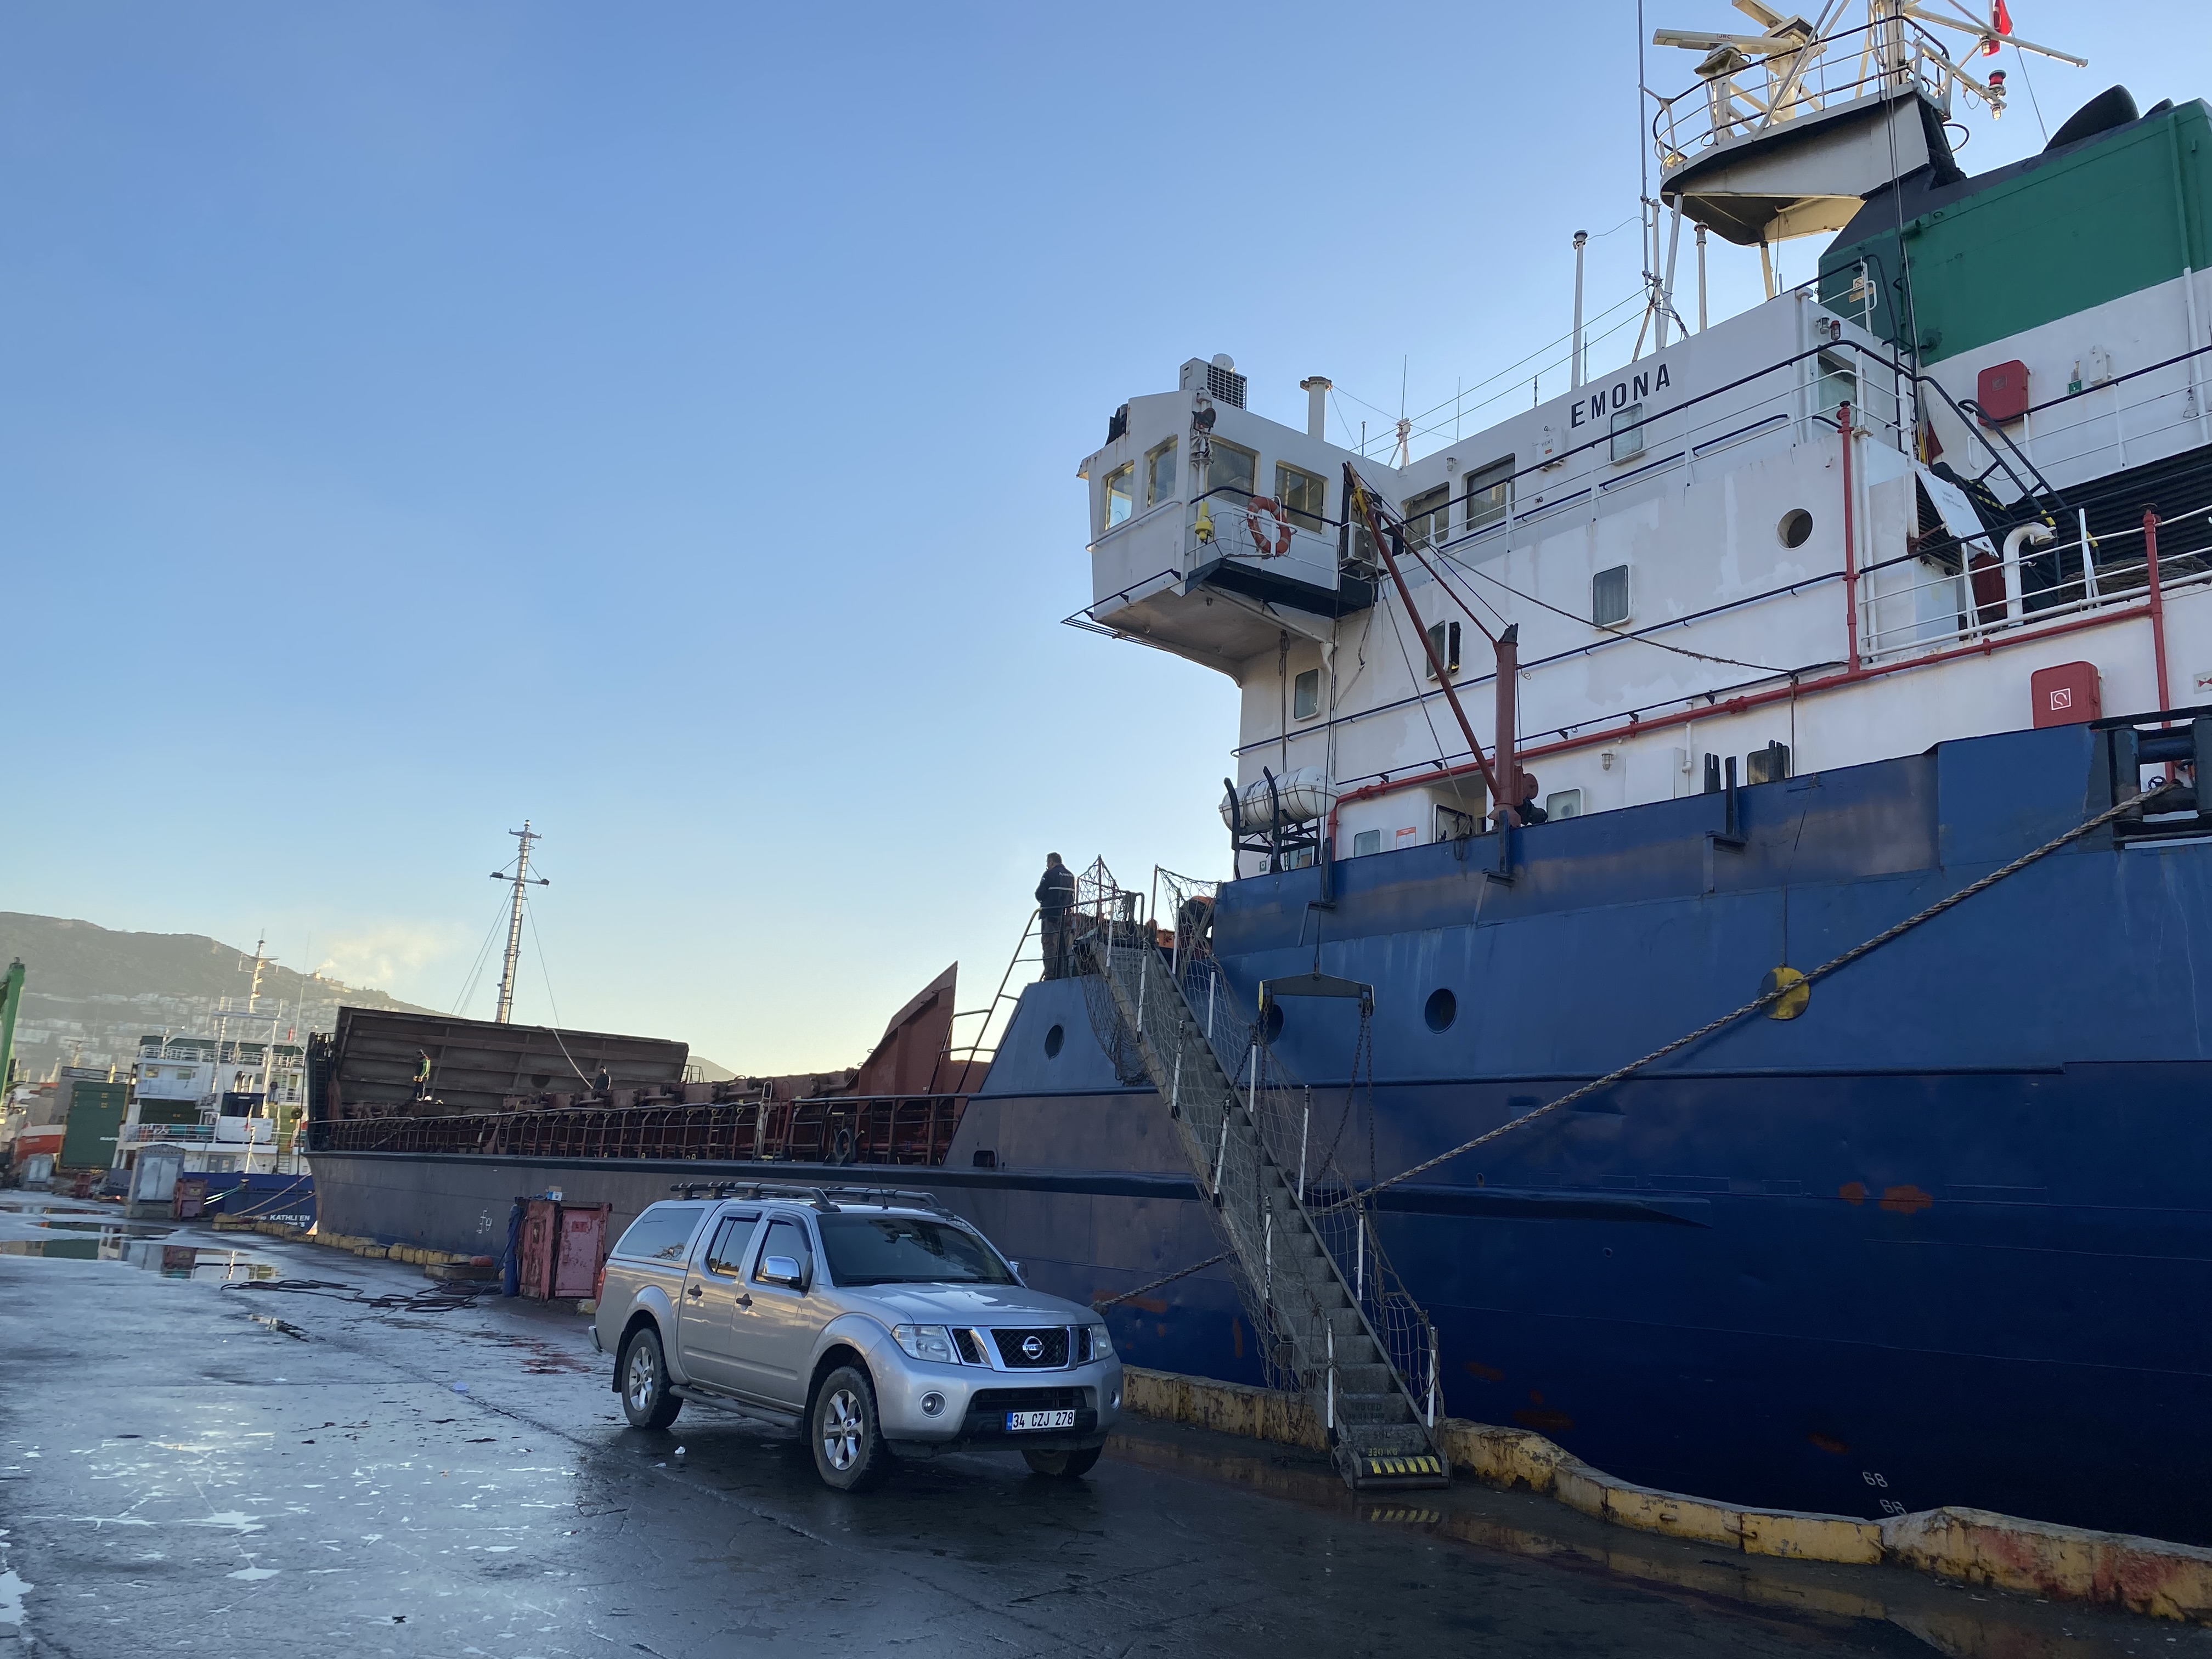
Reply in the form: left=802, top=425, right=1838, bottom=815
left=686, top=1284, right=703, bottom=1299
left=736, top=1293, right=752, bottom=1308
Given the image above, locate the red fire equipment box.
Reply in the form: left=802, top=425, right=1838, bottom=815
left=518, top=1197, right=613, bottom=1301
left=1977, top=359, right=2030, bottom=424
left=2032, top=661, right=2101, bottom=727
left=554, top=1203, right=613, bottom=1300
left=518, top=1198, right=559, bottom=1300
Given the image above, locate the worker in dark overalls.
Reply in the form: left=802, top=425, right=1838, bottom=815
left=1036, top=854, right=1077, bottom=978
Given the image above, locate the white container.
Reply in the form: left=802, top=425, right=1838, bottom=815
left=131, top=1144, right=186, bottom=1207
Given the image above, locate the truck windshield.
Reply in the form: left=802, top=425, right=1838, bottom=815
left=817, top=1215, right=1016, bottom=1287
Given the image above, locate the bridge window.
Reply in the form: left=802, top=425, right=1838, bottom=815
left=1610, top=403, right=1645, bottom=462
left=1464, top=458, right=1513, bottom=529
left=1593, top=564, right=1630, bottom=627
left=1547, top=789, right=1583, bottom=820
left=1103, top=462, right=1134, bottom=531
left=1403, top=486, right=1449, bottom=548
left=1425, top=620, right=1462, bottom=680
left=1293, top=668, right=1321, bottom=720
left=1352, top=829, right=1381, bottom=856
left=1145, top=439, right=1177, bottom=507
left=1209, top=439, right=1257, bottom=501
left=1277, top=462, right=1326, bottom=532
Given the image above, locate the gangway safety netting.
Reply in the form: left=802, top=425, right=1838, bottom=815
left=1077, top=865, right=1442, bottom=1423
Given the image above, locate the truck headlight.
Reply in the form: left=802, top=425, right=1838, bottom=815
left=1084, top=1324, right=1114, bottom=1362
left=892, top=1324, right=956, bottom=1364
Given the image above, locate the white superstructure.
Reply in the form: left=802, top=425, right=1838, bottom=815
left=1077, top=286, right=2209, bottom=873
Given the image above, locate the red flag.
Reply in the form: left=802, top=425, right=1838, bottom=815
left=1984, top=0, right=2011, bottom=53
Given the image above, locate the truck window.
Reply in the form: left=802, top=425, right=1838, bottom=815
left=753, top=1217, right=813, bottom=1284
left=610, top=1203, right=708, bottom=1264
left=701, top=1213, right=760, bottom=1277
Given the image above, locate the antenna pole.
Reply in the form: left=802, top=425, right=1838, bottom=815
left=1696, top=224, right=1709, bottom=331
left=1571, top=230, right=1589, bottom=389
left=492, top=821, right=548, bottom=1025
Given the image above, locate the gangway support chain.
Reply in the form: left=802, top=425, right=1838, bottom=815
left=1084, top=934, right=1449, bottom=1492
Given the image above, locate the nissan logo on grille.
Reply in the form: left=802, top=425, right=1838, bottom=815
left=1021, top=1335, right=1045, bottom=1361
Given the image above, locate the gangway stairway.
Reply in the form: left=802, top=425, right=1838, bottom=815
left=1087, top=932, right=1450, bottom=1491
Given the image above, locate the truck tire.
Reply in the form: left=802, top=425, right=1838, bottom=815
left=810, top=1364, right=892, bottom=1492
left=1022, top=1447, right=1103, bottom=1479
left=619, top=1327, right=682, bottom=1431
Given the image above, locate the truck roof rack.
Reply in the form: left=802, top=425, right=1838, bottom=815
left=819, top=1186, right=960, bottom=1218
left=664, top=1180, right=958, bottom=1217
left=666, top=1180, right=839, bottom=1211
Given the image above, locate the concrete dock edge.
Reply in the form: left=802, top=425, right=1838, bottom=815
left=1120, top=1365, right=2211, bottom=1622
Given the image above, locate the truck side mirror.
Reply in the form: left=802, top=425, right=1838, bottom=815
left=760, top=1254, right=805, bottom=1290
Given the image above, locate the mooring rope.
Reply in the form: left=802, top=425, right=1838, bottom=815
left=1091, top=1250, right=1232, bottom=1309
left=1357, top=783, right=2174, bottom=1201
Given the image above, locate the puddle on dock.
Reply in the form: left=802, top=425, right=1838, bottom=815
left=0, top=1234, right=280, bottom=1279
left=0, top=1201, right=283, bottom=1279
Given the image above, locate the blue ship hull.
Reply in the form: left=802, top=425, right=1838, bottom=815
left=960, top=720, right=2212, bottom=1543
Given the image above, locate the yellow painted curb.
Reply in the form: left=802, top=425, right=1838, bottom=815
left=1883, top=1507, right=2212, bottom=1622
left=1122, top=1368, right=2193, bottom=1618
left=1120, top=1366, right=1327, bottom=1452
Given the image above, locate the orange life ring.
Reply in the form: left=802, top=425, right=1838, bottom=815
left=1244, top=496, right=1294, bottom=557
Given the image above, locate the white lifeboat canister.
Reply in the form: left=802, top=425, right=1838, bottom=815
left=1220, top=768, right=1337, bottom=832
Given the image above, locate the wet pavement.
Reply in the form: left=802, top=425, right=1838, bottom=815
left=0, top=1199, right=2194, bottom=1658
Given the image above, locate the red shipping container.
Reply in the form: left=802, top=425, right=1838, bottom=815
left=1977, top=359, right=2030, bottom=424
left=2032, top=661, right=2101, bottom=727
left=518, top=1198, right=560, bottom=1300
left=554, top=1204, right=613, bottom=1300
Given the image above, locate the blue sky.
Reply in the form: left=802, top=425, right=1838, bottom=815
left=4, top=2, right=2201, bottom=1071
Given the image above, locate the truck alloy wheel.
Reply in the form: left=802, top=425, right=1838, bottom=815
left=620, top=1328, right=682, bottom=1431
left=811, top=1364, right=891, bottom=1491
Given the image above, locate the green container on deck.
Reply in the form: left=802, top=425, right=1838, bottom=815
left=1820, top=98, right=2212, bottom=363
left=58, top=1081, right=129, bottom=1171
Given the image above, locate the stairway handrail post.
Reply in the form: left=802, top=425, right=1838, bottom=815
left=1263, top=1202, right=1273, bottom=1307
left=1326, top=1321, right=1336, bottom=1437
left=1297, top=1100, right=1309, bottom=1205
left=1427, top=1322, right=1438, bottom=1430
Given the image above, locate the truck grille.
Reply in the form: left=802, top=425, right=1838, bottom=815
left=991, top=1327, right=1069, bottom=1368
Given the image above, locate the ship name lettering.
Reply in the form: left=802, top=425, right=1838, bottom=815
left=1570, top=364, right=1671, bottom=428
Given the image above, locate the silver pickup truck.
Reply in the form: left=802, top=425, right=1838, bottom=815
left=591, top=1184, right=1123, bottom=1491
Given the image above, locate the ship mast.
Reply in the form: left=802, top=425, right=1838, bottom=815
left=490, top=822, right=549, bottom=1025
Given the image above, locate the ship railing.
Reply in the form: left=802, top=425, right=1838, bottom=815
left=1858, top=489, right=2212, bottom=665
left=1435, top=357, right=1914, bottom=577
left=1180, top=487, right=1349, bottom=583
left=1937, top=346, right=2212, bottom=504
left=1650, top=15, right=1955, bottom=172
left=304, top=1093, right=969, bottom=1165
